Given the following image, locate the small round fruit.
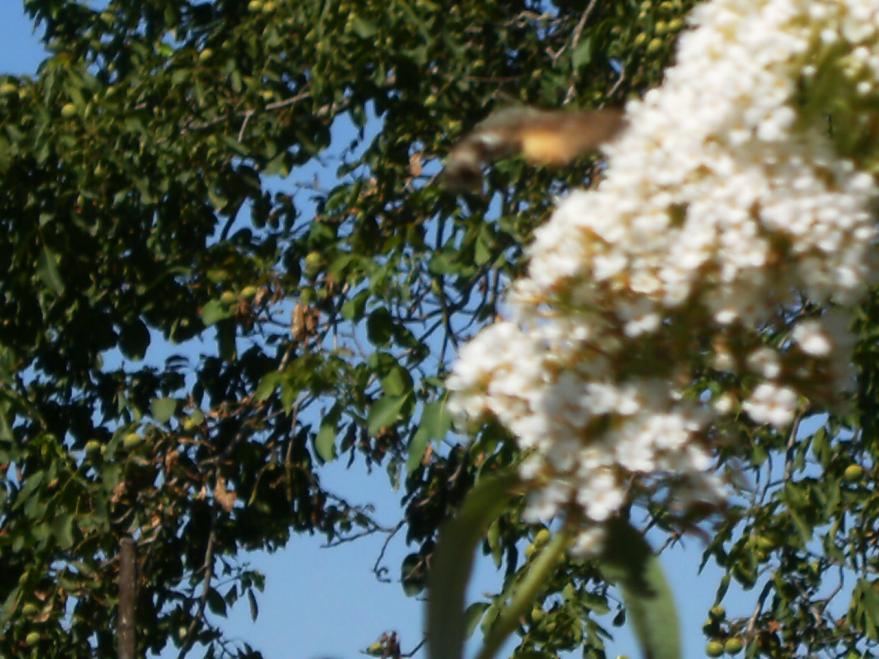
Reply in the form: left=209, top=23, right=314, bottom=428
left=21, top=603, right=39, bottom=617
left=706, top=640, right=724, bottom=657
left=0, top=81, right=17, bottom=95
left=724, top=637, right=743, bottom=654
left=247, top=0, right=263, bottom=11
left=530, top=606, right=545, bottom=622
left=262, top=1, right=277, bottom=12
left=25, top=632, right=41, bottom=646
left=304, top=251, right=323, bottom=276
left=122, top=432, right=142, bottom=449
left=844, top=464, right=865, bottom=482
left=240, top=285, right=258, bottom=299
left=709, top=605, right=726, bottom=620
left=61, top=103, right=77, bottom=118
left=198, top=48, right=214, bottom=63
left=220, top=290, right=237, bottom=304
left=84, top=439, right=102, bottom=455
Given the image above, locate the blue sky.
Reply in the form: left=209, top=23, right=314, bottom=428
left=0, top=4, right=746, bottom=658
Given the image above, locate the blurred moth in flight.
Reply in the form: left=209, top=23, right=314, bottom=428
left=442, top=106, right=626, bottom=192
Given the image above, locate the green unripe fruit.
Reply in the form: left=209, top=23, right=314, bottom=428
left=709, top=605, right=726, bottom=620
left=530, top=606, right=545, bottom=622
left=61, top=103, right=77, bottom=118
left=25, top=632, right=41, bottom=646
left=198, top=48, right=214, bottom=63
left=220, top=290, right=237, bottom=304
left=706, top=640, right=724, bottom=657
left=122, top=432, right=142, bottom=449
left=84, top=439, right=102, bottom=455
left=304, top=251, right=323, bottom=277
left=240, top=285, right=258, bottom=299
left=247, top=0, right=263, bottom=11
left=647, top=38, right=664, bottom=53
left=0, top=82, right=17, bottom=95
left=262, top=1, right=277, bottom=11
left=21, top=603, right=39, bottom=616
left=844, top=464, right=865, bottom=482
left=724, top=637, right=743, bottom=654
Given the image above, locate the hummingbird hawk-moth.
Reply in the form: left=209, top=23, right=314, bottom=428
left=441, top=106, right=625, bottom=192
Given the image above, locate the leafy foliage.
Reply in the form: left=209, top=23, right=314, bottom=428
left=3, top=0, right=878, bottom=658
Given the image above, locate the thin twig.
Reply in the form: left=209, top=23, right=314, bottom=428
left=745, top=579, right=774, bottom=641
left=373, top=521, right=405, bottom=583
left=607, top=61, right=627, bottom=99
left=237, top=109, right=255, bottom=143
left=401, top=638, right=426, bottom=658
left=564, top=0, right=599, bottom=104
left=783, top=410, right=804, bottom=482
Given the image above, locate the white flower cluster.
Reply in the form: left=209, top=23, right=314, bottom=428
left=448, top=0, right=879, bottom=554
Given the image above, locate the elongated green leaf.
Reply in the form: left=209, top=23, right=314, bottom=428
left=600, top=519, right=681, bottom=659
left=38, top=242, right=65, bottom=295
left=406, top=428, right=431, bottom=474
left=427, top=470, right=521, bottom=659
left=367, top=394, right=408, bottom=435
left=477, top=530, right=570, bottom=659
left=315, top=421, right=337, bottom=463
left=253, top=372, right=282, bottom=402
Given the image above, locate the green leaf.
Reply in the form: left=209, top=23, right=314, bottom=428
left=51, top=512, right=75, bottom=549
left=426, top=470, right=521, bottom=659
left=315, top=420, right=337, bottom=463
left=38, top=242, right=65, bottom=295
left=406, top=400, right=451, bottom=474
left=464, top=602, right=489, bottom=639
left=351, top=16, right=378, bottom=39
left=420, top=399, right=451, bottom=439
left=247, top=589, right=259, bottom=622
left=119, top=318, right=150, bottom=361
left=201, top=299, right=233, bottom=326
left=406, top=427, right=430, bottom=474
left=0, top=401, right=12, bottom=442
left=572, top=35, right=593, bottom=69
left=150, top=397, right=177, bottom=423
left=401, top=553, right=427, bottom=596
left=366, top=307, right=394, bottom=346
left=381, top=365, right=412, bottom=397
left=254, top=372, right=282, bottom=402
left=599, top=519, right=681, bottom=659
left=206, top=587, right=227, bottom=616
left=367, top=394, right=408, bottom=435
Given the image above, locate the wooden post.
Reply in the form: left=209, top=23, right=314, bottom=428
left=118, top=536, right=136, bottom=659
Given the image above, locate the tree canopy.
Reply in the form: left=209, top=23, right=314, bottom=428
left=3, top=1, right=879, bottom=658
